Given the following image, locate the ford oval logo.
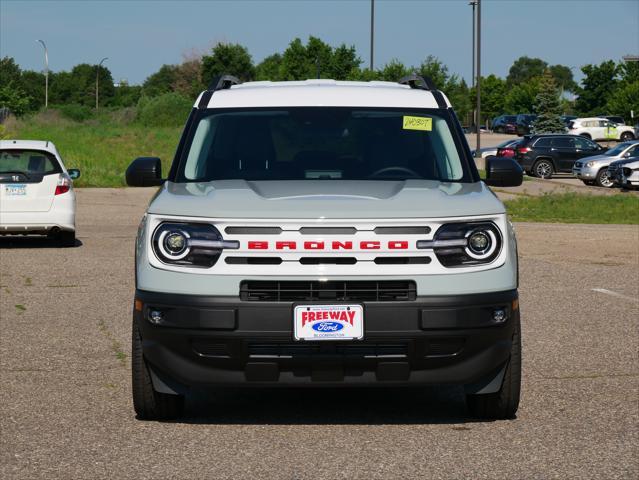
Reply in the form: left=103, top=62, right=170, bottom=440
left=312, top=321, right=344, bottom=332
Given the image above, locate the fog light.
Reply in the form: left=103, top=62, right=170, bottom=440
left=492, top=308, right=507, bottom=323
left=149, top=309, right=164, bottom=325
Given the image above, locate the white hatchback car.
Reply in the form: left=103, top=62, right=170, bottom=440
left=0, top=140, right=80, bottom=246
left=568, top=117, right=635, bottom=142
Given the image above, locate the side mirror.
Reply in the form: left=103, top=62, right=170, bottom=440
left=67, top=169, right=81, bottom=180
left=623, top=152, right=631, bottom=158
left=484, top=156, right=523, bottom=187
left=126, top=157, right=163, bottom=187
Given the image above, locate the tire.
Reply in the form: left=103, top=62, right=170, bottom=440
left=495, top=126, right=504, bottom=134
left=620, top=131, right=634, bottom=142
left=132, top=320, right=184, bottom=420
left=58, top=230, right=76, bottom=247
left=466, top=316, right=521, bottom=420
left=533, top=159, right=553, bottom=179
left=580, top=133, right=592, bottom=140
left=595, top=168, right=614, bottom=188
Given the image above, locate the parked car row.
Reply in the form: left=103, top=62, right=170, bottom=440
left=491, top=114, right=636, bottom=142
left=485, top=133, right=639, bottom=189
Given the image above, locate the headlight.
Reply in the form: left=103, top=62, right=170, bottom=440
left=152, top=222, right=239, bottom=267
left=417, top=222, right=502, bottom=267
left=586, top=161, right=595, bottom=168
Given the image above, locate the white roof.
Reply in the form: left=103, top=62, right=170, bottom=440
left=195, top=80, right=450, bottom=109
left=0, top=139, right=59, bottom=155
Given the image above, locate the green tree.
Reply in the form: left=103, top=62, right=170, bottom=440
left=201, top=43, right=255, bottom=83
left=575, top=60, right=619, bottom=115
left=446, top=77, right=471, bottom=125
left=548, top=64, right=577, bottom=93
left=532, top=69, right=565, bottom=133
left=143, top=64, right=178, bottom=97
left=113, top=81, right=142, bottom=108
left=417, top=55, right=449, bottom=89
left=255, top=53, right=284, bottom=81
left=507, top=56, right=547, bottom=85
left=330, top=44, right=362, bottom=80
left=472, top=74, right=506, bottom=124
left=20, top=70, right=45, bottom=111
left=618, top=60, right=639, bottom=84
left=606, top=81, right=639, bottom=123
left=0, top=57, right=31, bottom=115
left=378, top=59, right=410, bottom=81
left=64, top=63, right=114, bottom=107
left=504, top=79, right=540, bottom=114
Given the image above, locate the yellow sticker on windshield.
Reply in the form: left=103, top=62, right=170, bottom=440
left=403, top=116, right=432, bottom=131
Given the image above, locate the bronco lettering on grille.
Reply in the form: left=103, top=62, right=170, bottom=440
left=246, top=241, right=410, bottom=250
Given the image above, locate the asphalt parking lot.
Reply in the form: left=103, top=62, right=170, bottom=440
left=1, top=187, right=638, bottom=479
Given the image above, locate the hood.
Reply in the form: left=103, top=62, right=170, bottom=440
left=147, top=180, right=505, bottom=219
left=579, top=153, right=618, bottom=165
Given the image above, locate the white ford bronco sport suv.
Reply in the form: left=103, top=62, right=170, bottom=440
left=126, top=75, right=524, bottom=421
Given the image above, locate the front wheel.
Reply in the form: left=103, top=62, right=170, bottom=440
left=595, top=168, right=614, bottom=188
left=620, top=131, right=634, bottom=142
left=533, top=159, right=553, bottom=179
left=132, top=320, right=184, bottom=420
left=466, top=317, right=521, bottom=420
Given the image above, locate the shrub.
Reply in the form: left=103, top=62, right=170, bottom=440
left=54, top=104, right=95, bottom=122
left=136, top=93, right=192, bottom=127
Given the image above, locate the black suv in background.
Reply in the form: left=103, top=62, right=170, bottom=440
left=514, top=134, right=605, bottom=178
left=516, top=114, right=537, bottom=136
left=491, top=115, right=518, bottom=134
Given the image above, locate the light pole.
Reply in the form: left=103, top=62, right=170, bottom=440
left=469, top=0, right=477, bottom=130
left=36, top=40, right=48, bottom=109
left=370, top=0, right=375, bottom=70
left=475, top=0, right=481, bottom=155
left=96, top=57, right=108, bottom=110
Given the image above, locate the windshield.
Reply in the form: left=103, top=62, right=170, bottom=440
left=605, top=143, right=632, bottom=156
left=175, top=108, right=473, bottom=182
left=0, top=149, right=60, bottom=175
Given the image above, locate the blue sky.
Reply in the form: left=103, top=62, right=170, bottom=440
left=1, top=0, right=637, bottom=85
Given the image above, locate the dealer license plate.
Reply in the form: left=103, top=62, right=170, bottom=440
left=5, top=184, right=26, bottom=196
left=294, top=304, right=364, bottom=341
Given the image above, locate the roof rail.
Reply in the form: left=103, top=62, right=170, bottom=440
left=398, top=73, right=448, bottom=109
left=207, top=74, right=241, bottom=91
left=398, top=74, right=437, bottom=91
left=198, top=74, right=241, bottom=109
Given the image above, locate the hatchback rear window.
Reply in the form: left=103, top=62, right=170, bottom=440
left=0, top=150, right=60, bottom=175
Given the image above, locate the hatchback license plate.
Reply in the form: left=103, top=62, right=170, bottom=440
left=294, top=304, right=364, bottom=341
left=5, top=184, right=26, bottom=196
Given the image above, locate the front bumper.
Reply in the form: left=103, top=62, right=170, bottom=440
left=134, top=289, right=519, bottom=392
left=573, top=165, right=598, bottom=179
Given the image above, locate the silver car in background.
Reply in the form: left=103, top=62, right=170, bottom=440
left=573, top=141, right=639, bottom=187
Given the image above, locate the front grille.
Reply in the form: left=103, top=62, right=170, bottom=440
left=240, top=280, right=417, bottom=302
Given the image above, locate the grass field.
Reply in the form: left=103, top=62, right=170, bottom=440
left=4, top=110, right=181, bottom=187
left=505, top=192, right=639, bottom=224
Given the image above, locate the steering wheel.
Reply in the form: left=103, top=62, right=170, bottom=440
left=368, top=166, right=421, bottom=179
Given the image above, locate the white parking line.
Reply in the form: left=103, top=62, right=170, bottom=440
left=591, top=288, right=639, bottom=303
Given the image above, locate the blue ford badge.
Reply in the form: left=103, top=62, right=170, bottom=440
left=312, top=321, right=344, bottom=332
